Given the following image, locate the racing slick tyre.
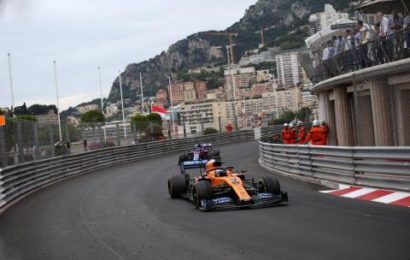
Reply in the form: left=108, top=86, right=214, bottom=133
left=168, top=174, right=187, bottom=198
left=193, top=180, right=212, bottom=209
left=258, top=176, right=281, bottom=195
left=178, top=154, right=187, bottom=165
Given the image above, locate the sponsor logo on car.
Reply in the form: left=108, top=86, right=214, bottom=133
left=257, top=193, right=274, bottom=199
left=212, top=197, right=233, bottom=204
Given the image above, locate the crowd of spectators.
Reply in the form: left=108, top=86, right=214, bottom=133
left=312, top=11, right=410, bottom=79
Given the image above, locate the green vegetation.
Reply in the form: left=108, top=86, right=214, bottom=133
left=176, top=69, right=224, bottom=89
left=14, top=103, right=58, bottom=116
left=80, top=110, right=105, bottom=124
left=271, top=107, right=312, bottom=125
left=130, top=113, right=164, bottom=140
left=204, top=127, right=218, bottom=135
left=254, top=61, right=277, bottom=74
left=17, top=115, right=37, bottom=121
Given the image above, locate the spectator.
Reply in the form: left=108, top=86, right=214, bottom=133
left=322, top=40, right=336, bottom=61
left=365, top=23, right=379, bottom=64
left=288, top=122, right=297, bottom=144
left=297, top=122, right=306, bottom=144
left=344, top=29, right=354, bottom=52
left=336, top=35, right=344, bottom=54
left=305, top=120, right=326, bottom=145
left=389, top=10, right=404, bottom=59
left=356, top=20, right=371, bottom=68
left=373, top=22, right=385, bottom=64
left=322, top=40, right=337, bottom=76
left=377, top=11, right=394, bottom=61
left=403, top=12, right=410, bottom=57
left=321, top=120, right=329, bottom=145
left=312, top=51, right=321, bottom=68
left=281, top=123, right=291, bottom=144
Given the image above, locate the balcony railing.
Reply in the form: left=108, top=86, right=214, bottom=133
left=300, top=28, right=410, bottom=84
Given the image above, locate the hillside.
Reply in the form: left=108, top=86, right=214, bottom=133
left=71, top=0, right=351, bottom=113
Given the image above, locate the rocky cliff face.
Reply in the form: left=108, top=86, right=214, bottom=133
left=107, top=0, right=349, bottom=104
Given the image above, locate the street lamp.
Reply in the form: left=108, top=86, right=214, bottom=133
left=98, top=66, right=104, bottom=113
left=168, top=76, right=175, bottom=136
left=140, top=72, right=144, bottom=113
left=7, top=53, right=15, bottom=115
left=226, top=46, right=238, bottom=131
left=53, top=60, right=63, bottom=142
left=118, top=70, right=127, bottom=138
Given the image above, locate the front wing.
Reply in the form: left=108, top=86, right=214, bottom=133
left=197, top=192, right=288, bottom=211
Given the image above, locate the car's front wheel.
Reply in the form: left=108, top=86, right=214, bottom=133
left=258, top=176, right=281, bottom=195
left=168, top=174, right=187, bottom=198
left=193, top=180, right=212, bottom=209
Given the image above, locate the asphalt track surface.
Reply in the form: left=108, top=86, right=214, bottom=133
left=0, top=141, right=409, bottom=260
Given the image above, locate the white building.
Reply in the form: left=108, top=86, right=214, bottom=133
left=276, top=52, right=304, bottom=89
left=179, top=100, right=228, bottom=134
left=105, top=103, right=119, bottom=117
left=77, top=104, right=99, bottom=114
left=262, top=87, right=303, bottom=118
left=309, top=4, right=349, bottom=35
left=239, top=49, right=275, bottom=66
left=224, top=66, right=256, bottom=100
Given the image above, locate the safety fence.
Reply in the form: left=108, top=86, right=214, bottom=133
left=0, top=118, right=244, bottom=168
left=0, top=130, right=254, bottom=210
left=259, top=141, right=410, bottom=191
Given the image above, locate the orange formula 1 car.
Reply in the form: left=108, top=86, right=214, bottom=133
left=168, top=159, right=288, bottom=211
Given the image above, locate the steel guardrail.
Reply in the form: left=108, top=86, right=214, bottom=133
left=258, top=141, right=410, bottom=191
left=0, top=130, right=254, bottom=211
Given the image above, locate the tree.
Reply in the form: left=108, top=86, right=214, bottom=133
left=17, top=115, right=37, bottom=121
left=131, top=114, right=148, bottom=135
left=14, top=103, right=28, bottom=115
left=297, top=107, right=312, bottom=123
left=272, top=110, right=296, bottom=125
left=204, top=127, right=218, bottom=135
left=130, top=113, right=164, bottom=140
left=80, top=110, right=105, bottom=124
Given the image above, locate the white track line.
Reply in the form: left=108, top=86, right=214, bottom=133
left=341, top=188, right=376, bottom=198
left=372, top=192, right=410, bottom=204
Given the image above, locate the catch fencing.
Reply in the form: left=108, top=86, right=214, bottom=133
left=0, top=118, right=242, bottom=168
left=259, top=141, right=410, bottom=191
left=0, top=130, right=254, bottom=211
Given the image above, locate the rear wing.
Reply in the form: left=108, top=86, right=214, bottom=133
left=181, top=159, right=208, bottom=170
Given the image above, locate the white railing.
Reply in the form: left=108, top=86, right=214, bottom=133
left=259, top=142, right=410, bottom=191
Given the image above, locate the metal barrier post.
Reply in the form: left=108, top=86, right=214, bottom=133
left=33, top=123, right=40, bottom=160
left=115, top=123, right=120, bottom=146
left=49, top=125, right=55, bottom=157
left=0, top=126, right=7, bottom=167
left=65, top=124, right=70, bottom=143
left=16, top=120, right=24, bottom=163
left=98, top=125, right=104, bottom=146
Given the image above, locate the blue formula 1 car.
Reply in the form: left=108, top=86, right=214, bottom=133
left=178, top=143, right=221, bottom=172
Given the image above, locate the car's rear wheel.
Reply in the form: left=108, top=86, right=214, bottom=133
left=193, top=180, right=212, bottom=209
left=258, top=176, right=281, bottom=195
left=168, top=174, right=187, bottom=198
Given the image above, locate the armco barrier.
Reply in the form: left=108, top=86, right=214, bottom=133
left=0, top=131, right=254, bottom=211
left=259, top=141, right=410, bottom=191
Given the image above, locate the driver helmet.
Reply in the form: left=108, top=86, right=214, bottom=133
left=205, top=159, right=217, bottom=171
